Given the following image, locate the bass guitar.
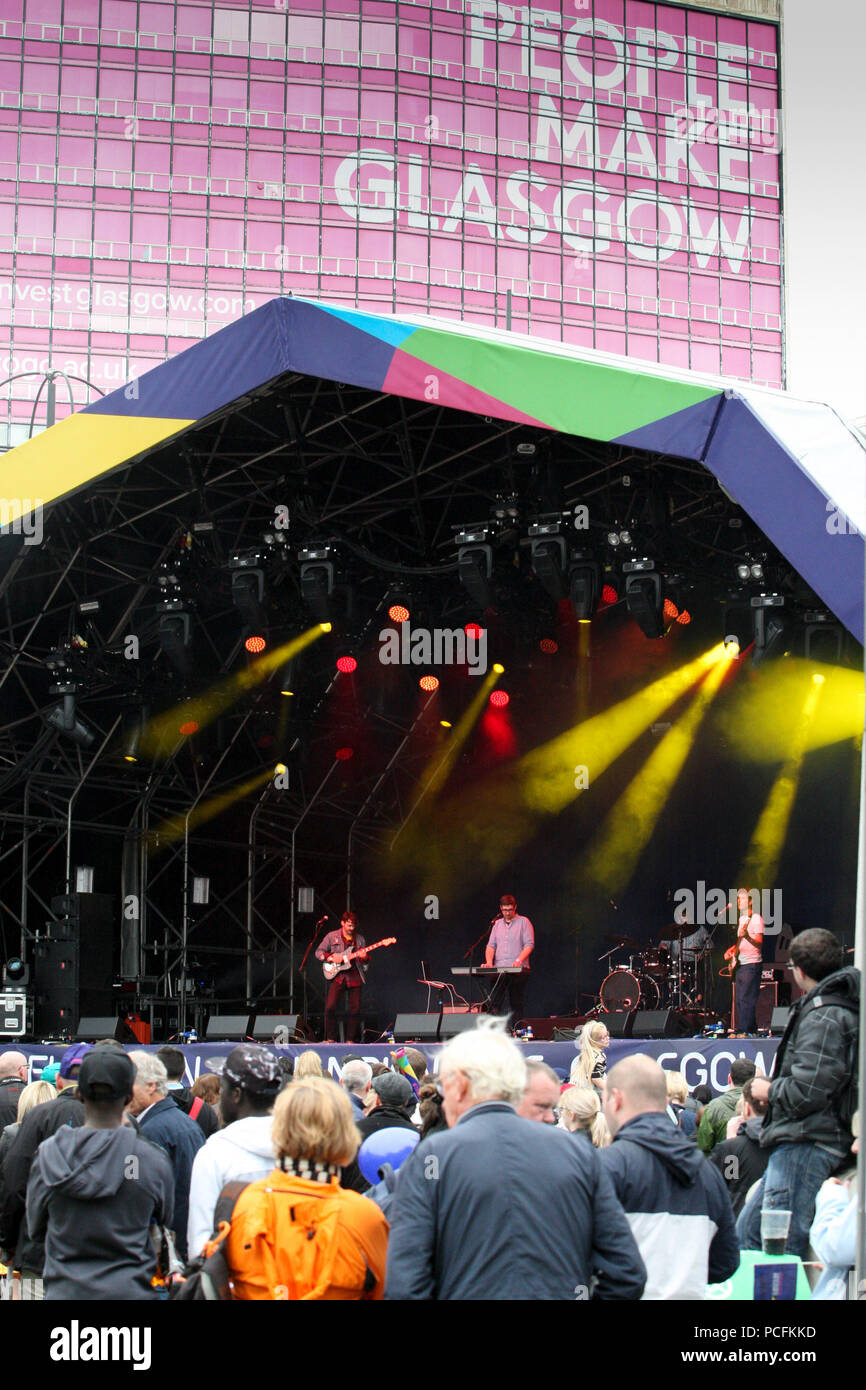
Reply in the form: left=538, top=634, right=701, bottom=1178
left=719, top=944, right=738, bottom=979
left=322, top=936, right=396, bottom=981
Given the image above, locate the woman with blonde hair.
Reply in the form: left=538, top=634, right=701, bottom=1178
left=665, top=1069, right=699, bottom=1137
left=223, top=1077, right=387, bottom=1300
left=0, top=1079, right=56, bottom=1184
left=557, top=1085, right=611, bottom=1148
left=569, top=1021, right=610, bottom=1093
left=293, top=1050, right=324, bottom=1079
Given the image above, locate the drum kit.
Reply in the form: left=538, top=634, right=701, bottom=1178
left=596, top=923, right=711, bottom=1014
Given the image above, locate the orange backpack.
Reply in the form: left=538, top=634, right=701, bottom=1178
left=224, top=1173, right=385, bottom=1301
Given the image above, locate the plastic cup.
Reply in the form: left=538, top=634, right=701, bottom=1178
left=760, top=1209, right=792, bottom=1255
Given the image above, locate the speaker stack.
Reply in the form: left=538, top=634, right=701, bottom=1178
left=32, top=893, right=116, bottom=1036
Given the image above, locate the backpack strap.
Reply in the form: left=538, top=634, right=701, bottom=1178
left=214, top=1180, right=249, bottom=1229
left=189, top=1096, right=204, bottom=1121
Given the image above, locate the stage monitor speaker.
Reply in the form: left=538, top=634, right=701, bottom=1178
left=440, top=1013, right=488, bottom=1039
left=249, top=1014, right=308, bottom=1042
left=204, top=1014, right=252, bottom=1041
left=74, top=1016, right=138, bottom=1043
left=604, top=1012, right=634, bottom=1038
left=392, top=1012, right=492, bottom=1042
left=756, top=981, right=778, bottom=1031
left=770, top=1007, right=790, bottom=1035
left=632, top=1009, right=689, bottom=1039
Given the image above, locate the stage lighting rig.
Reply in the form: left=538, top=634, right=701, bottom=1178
left=568, top=551, right=600, bottom=622
left=229, top=548, right=268, bottom=639
left=299, top=545, right=337, bottom=623
left=527, top=520, right=568, bottom=601
left=803, top=610, right=843, bottom=664
left=750, top=593, right=788, bottom=665
left=623, top=558, right=665, bottom=638
left=456, top=526, right=495, bottom=610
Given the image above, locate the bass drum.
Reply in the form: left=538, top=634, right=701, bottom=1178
left=600, top=969, right=660, bottom=1014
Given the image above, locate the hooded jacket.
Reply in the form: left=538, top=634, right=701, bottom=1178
left=760, top=965, right=859, bottom=1157
left=25, top=1124, right=174, bottom=1300
left=709, top=1115, right=770, bottom=1216
left=187, top=1114, right=276, bottom=1259
left=0, top=1087, right=85, bottom=1270
left=601, top=1112, right=740, bottom=1300
left=0, top=1077, right=25, bottom=1133
left=137, top=1096, right=205, bottom=1260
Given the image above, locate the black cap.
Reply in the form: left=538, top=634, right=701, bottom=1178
left=77, top=1048, right=135, bottom=1102
left=206, top=1044, right=282, bottom=1093
left=372, top=1072, right=415, bottom=1109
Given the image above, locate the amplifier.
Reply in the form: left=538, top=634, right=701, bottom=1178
left=0, top=992, right=33, bottom=1038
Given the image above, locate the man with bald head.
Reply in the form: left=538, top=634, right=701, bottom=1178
left=600, top=1055, right=739, bottom=1299
left=0, top=1051, right=27, bottom=1132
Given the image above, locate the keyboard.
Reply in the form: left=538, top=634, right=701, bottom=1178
left=451, top=966, right=524, bottom=975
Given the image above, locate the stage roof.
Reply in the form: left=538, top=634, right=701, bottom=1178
left=3, top=295, right=864, bottom=639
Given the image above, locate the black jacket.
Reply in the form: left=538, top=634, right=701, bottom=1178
left=761, top=965, right=859, bottom=1158
left=26, top=1123, right=174, bottom=1300
left=137, top=1097, right=205, bottom=1260
left=710, top=1115, right=770, bottom=1217
left=356, top=1105, right=418, bottom=1141
left=170, top=1086, right=220, bottom=1139
left=0, top=1077, right=25, bottom=1133
left=0, top=1087, right=85, bottom=1270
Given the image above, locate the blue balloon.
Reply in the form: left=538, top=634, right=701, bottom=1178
left=358, top=1126, right=420, bottom=1186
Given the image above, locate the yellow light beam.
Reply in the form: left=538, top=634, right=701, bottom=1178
left=147, top=766, right=275, bottom=851
left=736, top=675, right=825, bottom=889
left=716, top=657, right=862, bottom=763
left=140, top=623, right=328, bottom=759
left=577, top=656, right=729, bottom=898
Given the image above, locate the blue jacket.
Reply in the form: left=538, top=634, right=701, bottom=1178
left=137, top=1096, right=204, bottom=1260
left=384, top=1101, right=646, bottom=1301
left=601, top=1113, right=740, bottom=1299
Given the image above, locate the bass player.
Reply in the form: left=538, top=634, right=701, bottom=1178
left=316, top=910, right=369, bottom=1043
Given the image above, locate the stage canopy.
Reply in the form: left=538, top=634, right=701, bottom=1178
left=3, top=295, right=864, bottom=641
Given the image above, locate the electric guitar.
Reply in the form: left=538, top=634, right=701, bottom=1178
left=322, top=936, right=396, bottom=981
left=719, top=944, right=738, bottom=979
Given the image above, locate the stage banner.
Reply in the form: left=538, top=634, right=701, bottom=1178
left=14, top=1038, right=778, bottom=1098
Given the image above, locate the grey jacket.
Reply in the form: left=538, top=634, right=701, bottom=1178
left=761, top=965, right=859, bottom=1158
left=384, top=1101, right=646, bottom=1301
left=26, top=1124, right=174, bottom=1300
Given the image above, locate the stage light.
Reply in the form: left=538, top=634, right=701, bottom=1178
left=602, top=584, right=618, bottom=605
left=676, top=610, right=691, bottom=625
left=230, top=559, right=267, bottom=638
left=750, top=563, right=764, bottom=581
left=158, top=607, right=193, bottom=679
left=737, top=563, right=750, bottom=581
left=465, top=622, right=484, bottom=638
left=440, top=720, right=452, bottom=728
left=619, top=530, right=631, bottom=546
left=419, top=675, right=439, bottom=691
left=751, top=594, right=788, bottom=666
left=458, top=540, right=495, bottom=609
left=492, top=662, right=505, bottom=674
left=490, top=690, right=509, bottom=708
left=724, top=635, right=740, bottom=658
left=336, top=655, right=357, bottom=674
left=606, top=531, right=621, bottom=548
left=569, top=556, right=600, bottom=622
left=804, top=612, right=843, bottom=664
left=624, top=562, right=664, bottom=639
left=389, top=604, right=410, bottom=623
left=539, top=638, right=558, bottom=654
left=274, top=762, right=287, bottom=776
left=299, top=548, right=336, bottom=622
left=45, top=699, right=96, bottom=749
left=530, top=535, right=568, bottom=601
left=335, top=746, right=355, bottom=760
left=245, top=635, right=266, bottom=654
left=812, top=673, right=825, bottom=685
left=179, top=719, right=199, bottom=736
left=663, top=598, right=679, bottom=620
left=320, top=622, right=332, bottom=633
left=121, top=708, right=146, bottom=762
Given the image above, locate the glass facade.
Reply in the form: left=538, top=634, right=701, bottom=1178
left=0, top=0, right=782, bottom=447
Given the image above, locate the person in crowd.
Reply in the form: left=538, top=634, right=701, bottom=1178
left=384, top=1020, right=646, bottom=1300
left=0, top=1043, right=89, bottom=1297
left=369, top=1062, right=390, bottom=1079
left=340, top=1059, right=373, bottom=1117
left=294, top=1050, right=324, bottom=1079
left=723, top=1095, right=745, bottom=1140
left=223, top=1077, right=388, bottom=1300
left=416, top=1080, right=448, bottom=1140
left=191, top=1074, right=222, bottom=1109
left=739, top=928, right=859, bottom=1259
left=601, top=1054, right=740, bottom=1299
left=692, top=1084, right=713, bottom=1129
left=0, top=1081, right=55, bottom=1187
left=696, top=1058, right=757, bottom=1154
left=127, top=1051, right=204, bottom=1262
left=569, top=1022, right=610, bottom=1094
left=157, top=1046, right=220, bottom=1138
left=26, top=1049, right=173, bottom=1301
left=356, top=1072, right=417, bottom=1140
left=516, top=1059, right=561, bottom=1124
left=0, top=1051, right=28, bottom=1131
left=665, top=1070, right=697, bottom=1137
left=557, top=1084, right=611, bottom=1147
left=809, top=1113, right=859, bottom=1300
left=186, top=1045, right=282, bottom=1259
left=709, top=1078, right=770, bottom=1218
left=403, top=1047, right=428, bottom=1082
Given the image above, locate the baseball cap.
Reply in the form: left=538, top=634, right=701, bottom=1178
left=77, top=1048, right=135, bottom=1102
left=58, top=1043, right=92, bottom=1079
left=372, top=1071, right=415, bottom=1109
left=206, top=1044, right=282, bottom=1093
left=40, top=1062, right=61, bottom=1085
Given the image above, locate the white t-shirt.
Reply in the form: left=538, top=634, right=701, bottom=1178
left=737, top=913, right=764, bottom=965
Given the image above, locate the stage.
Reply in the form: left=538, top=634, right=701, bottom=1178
left=14, top=1037, right=779, bottom=1099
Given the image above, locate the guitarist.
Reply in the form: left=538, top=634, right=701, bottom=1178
left=316, top=911, right=369, bottom=1043
left=732, top=888, right=764, bottom=1034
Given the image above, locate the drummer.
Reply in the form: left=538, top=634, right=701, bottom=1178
left=661, top=923, right=710, bottom=964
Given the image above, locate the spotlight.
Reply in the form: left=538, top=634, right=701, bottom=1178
left=179, top=719, right=199, bottom=736
left=530, top=534, right=568, bottom=601
left=440, top=720, right=452, bottom=728
left=663, top=598, right=679, bottom=620
left=121, top=707, right=146, bottom=762
left=623, top=561, right=664, bottom=639
left=465, top=622, right=484, bottom=639
left=812, top=673, right=825, bottom=685
left=724, top=635, right=740, bottom=658
left=490, top=690, right=509, bottom=708
left=299, top=547, right=336, bottom=622
left=278, top=660, right=295, bottom=696
left=750, top=563, right=764, bottom=581
left=736, top=563, right=750, bottom=581
left=751, top=594, right=787, bottom=666
left=606, top=531, right=621, bottom=548
left=804, top=612, right=843, bottom=664
left=191, top=876, right=210, bottom=906
left=458, top=539, right=495, bottom=609
left=230, top=556, right=268, bottom=636
left=675, top=610, right=691, bottom=625
left=602, top=584, right=619, bottom=604
left=274, top=761, right=288, bottom=775
left=245, top=635, right=267, bottom=654
left=419, top=675, right=439, bottom=691
left=158, top=606, right=193, bottom=679
left=335, top=746, right=355, bottom=760
left=619, top=530, right=631, bottom=546
left=539, top=638, right=558, bottom=654
left=389, top=604, right=410, bottom=623
left=45, top=700, right=96, bottom=748
left=336, top=655, right=357, bottom=674
left=568, top=556, right=600, bottom=622
left=492, top=662, right=505, bottom=674
left=2, top=956, right=29, bottom=986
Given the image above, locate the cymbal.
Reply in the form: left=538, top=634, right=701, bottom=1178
left=658, top=923, right=700, bottom=940
left=605, top=933, right=642, bottom=950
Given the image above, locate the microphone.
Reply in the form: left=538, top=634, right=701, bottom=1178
left=490, top=914, right=499, bottom=925
left=315, top=914, right=329, bottom=927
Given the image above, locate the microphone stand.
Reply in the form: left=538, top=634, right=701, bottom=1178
left=300, top=918, right=329, bottom=1026
left=463, top=921, right=495, bottom=1014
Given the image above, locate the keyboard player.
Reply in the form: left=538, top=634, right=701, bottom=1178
left=485, top=894, right=534, bottom=1028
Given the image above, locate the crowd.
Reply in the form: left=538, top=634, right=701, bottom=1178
left=0, top=927, right=858, bottom=1301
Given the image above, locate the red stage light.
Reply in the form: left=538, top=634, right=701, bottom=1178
left=464, top=621, right=484, bottom=638
left=419, top=675, right=439, bottom=691
left=663, top=598, right=679, bottom=619
left=539, top=638, right=558, bottom=654
left=336, top=655, right=357, bottom=673
left=676, top=609, right=691, bottom=625
left=388, top=604, right=409, bottom=623
left=490, top=690, right=509, bottom=708
left=179, top=720, right=199, bottom=736
left=602, top=584, right=618, bottom=604
left=244, top=634, right=266, bottom=654
left=335, top=746, right=354, bottom=761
